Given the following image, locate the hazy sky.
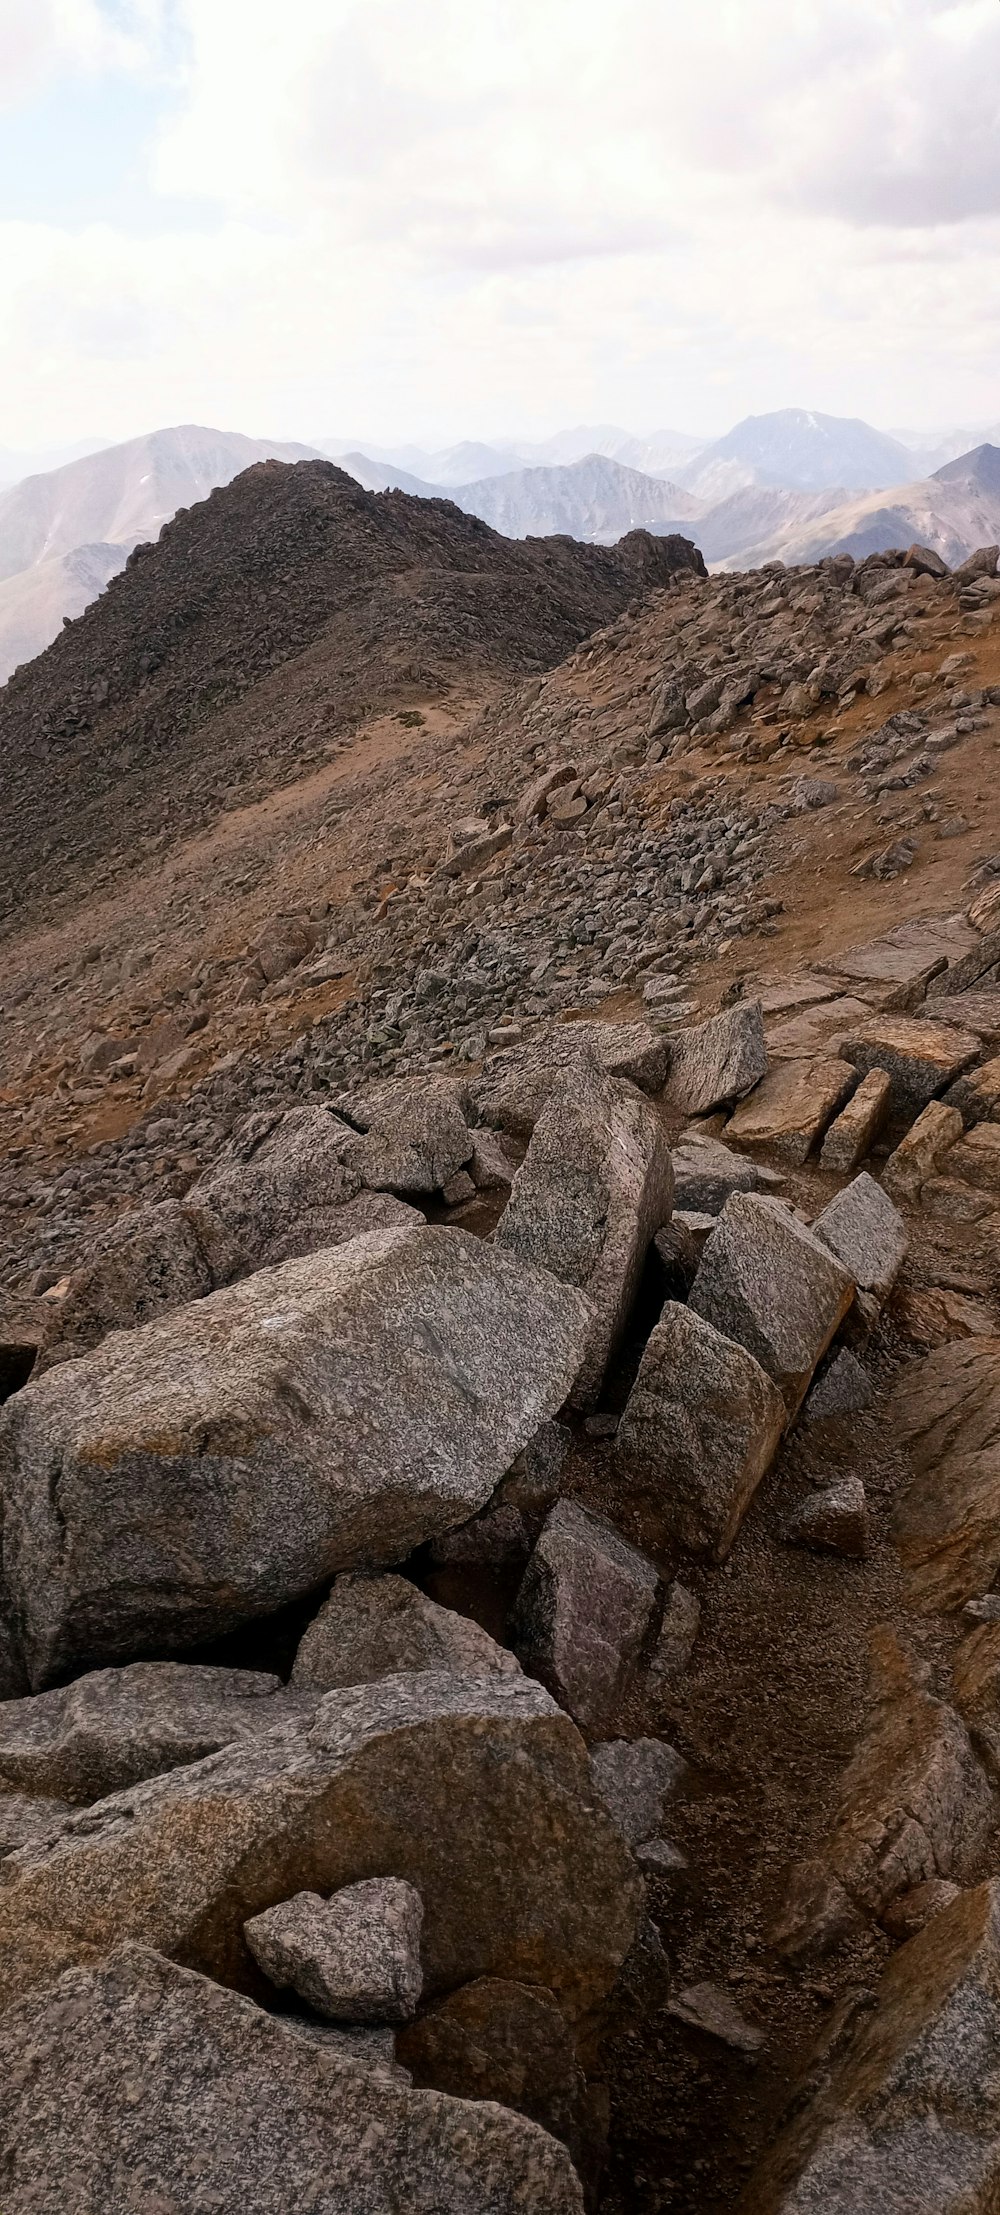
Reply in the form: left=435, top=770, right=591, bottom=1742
left=2, top=0, right=999, bottom=449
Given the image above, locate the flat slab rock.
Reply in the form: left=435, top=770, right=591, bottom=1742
left=814, top=914, right=978, bottom=1007
left=615, top=1301, right=785, bottom=1559
left=665, top=1001, right=768, bottom=1118
left=819, top=1068, right=892, bottom=1173
left=726, top=1056, right=855, bottom=1166
left=0, top=1224, right=591, bottom=1690
left=0, top=1669, right=639, bottom=2027
left=838, top=1014, right=981, bottom=1114
left=688, top=1192, right=855, bottom=1421
left=0, top=1945, right=585, bottom=2214
left=245, top=1877, right=424, bottom=2022
left=891, top=1337, right=1000, bottom=1611
left=813, top=1172, right=907, bottom=1302
left=0, top=1661, right=302, bottom=1804
left=493, top=1062, right=673, bottom=1409
left=670, top=1135, right=780, bottom=1215
left=743, top=1880, right=1000, bottom=2214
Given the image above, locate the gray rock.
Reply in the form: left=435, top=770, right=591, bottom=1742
left=786, top=1477, right=869, bottom=1558
left=190, top=1105, right=363, bottom=1264
left=0, top=1789, right=74, bottom=1856
left=509, top=1500, right=660, bottom=1737
left=665, top=1001, right=768, bottom=1117
left=589, top=1736, right=686, bottom=1847
left=615, top=1301, right=786, bottom=1559
left=333, top=1076, right=474, bottom=1195
left=744, top=1881, right=1000, bottom=2214
left=651, top=1218, right=700, bottom=1297
left=0, top=1661, right=298, bottom=1803
left=646, top=1581, right=701, bottom=1693
left=668, top=1981, right=765, bottom=2055
left=688, top=1192, right=855, bottom=1420
left=494, top=1061, right=673, bottom=1408
left=0, top=1226, right=593, bottom=1689
left=469, top=1021, right=669, bottom=1141
left=245, top=1877, right=424, bottom=2022
left=0, top=1671, right=639, bottom=2028
left=670, top=1135, right=769, bottom=1214
left=291, top=1574, right=520, bottom=1690
left=36, top=1198, right=245, bottom=1367
left=260, top=1190, right=423, bottom=1269
left=813, top=1172, right=907, bottom=1302
left=803, top=1349, right=874, bottom=1425
left=0, top=1945, right=585, bottom=2212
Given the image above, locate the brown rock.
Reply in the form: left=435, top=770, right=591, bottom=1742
left=838, top=1014, right=981, bottom=1115
left=290, top=1573, right=520, bottom=1690
left=819, top=1066, right=892, bottom=1172
left=509, top=1500, right=660, bottom=1737
left=725, top=1056, right=855, bottom=1166
left=398, top=1978, right=591, bottom=2161
left=615, top=1301, right=785, bottom=1558
left=892, top=1338, right=1000, bottom=1611
left=882, top=1099, right=963, bottom=1200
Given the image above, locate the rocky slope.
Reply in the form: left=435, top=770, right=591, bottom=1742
left=3, top=490, right=1000, bottom=2209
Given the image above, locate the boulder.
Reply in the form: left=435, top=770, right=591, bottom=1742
left=670, top=1135, right=776, bottom=1214
left=891, top=1338, right=1000, bottom=1611
left=245, top=1877, right=424, bottom=2021
left=291, top=1573, right=520, bottom=1689
left=260, top=1190, right=423, bottom=1270
left=646, top=1581, right=701, bottom=1694
left=190, top=1105, right=363, bottom=1264
left=827, top=1632, right=993, bottom=1918
left=615, top=1302, right=785, bottom=1558
left=743, top=1882, right=1000, bottom=2215
left=36, top=1198, right=245, bottom=1368
left=398, top=1977, right=590, bottom=2165
left=509, top=1500, right=660, bottom=1737
left=893, top=1282, right=997, bottom=1348
left=493, top=1062, right=673, bottom=1408
left=803, top=1349, right=874, bottom=1425
left=786, top=1476, right=868, bottom=1559
left=954, top=1624, right=1000, bottom=1784
left=946, top=1122, right=1000, bottom=1195
left=813, top=1172, right=907, bottom=1302
left=0, top=1225, right=592, bottom=1689
left=589, top=1736, right=686, bottom=1848
left=332, top=1076, right=474, bottom=1195
left=0, top=1662, right=299, bottom=1803
left=819, top=1067, right=892, bottom=1172
left=688, top=1193, right=855, bottom=1420
left=665, top=1002, right=768, bottom=1117
left=0, top=1671, right=640, bottom=2026
left=0, top=1791, right=74, bottom=1856
left=814, top=917, right=971, bottom=1010
left=0, top=1945, right=585, bottom=2213
left=469, top=1022, right=669, bottom=1141
left=944, top=1051, right=1000, bottom=1126
left=838, top=1014, right=981, bottom=1115
left=726, top=1057, right=855, bottom=1166
left=882, top=1099, right=963, bottom=1201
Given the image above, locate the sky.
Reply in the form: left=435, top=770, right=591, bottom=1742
left=1, top=0, right=999, bottom=453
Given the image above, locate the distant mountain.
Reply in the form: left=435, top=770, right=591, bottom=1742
left=0, top=541, right=130, bottom=685
left=711, top=443, right=1000, bottom=571
left=688, top=485, right=849, bottom=565
left=0, top=426, right=326, bottom=680
left=444, top=455, right=700, bottom=543
left=337, top=452, right=442, bottom=498
left=323, top=439, right=521, bottom=484
left=0, top=436, right=113, bottom=490
left=676, top=409, right=915, bottom=499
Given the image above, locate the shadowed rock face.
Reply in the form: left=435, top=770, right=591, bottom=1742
left=0, top=1671, right=640, bottom=2028
left=0, top=1944, right=586, bottom=2214
left=0, top=1224, right=592, bottom=1689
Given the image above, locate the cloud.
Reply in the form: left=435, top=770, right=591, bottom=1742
left=0, top=0, right=156, bottom=102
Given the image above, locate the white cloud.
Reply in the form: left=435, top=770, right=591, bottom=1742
left=2, top=0, right=999, bottom=447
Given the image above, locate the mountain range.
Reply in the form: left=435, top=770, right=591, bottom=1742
left=1, top=409, right=999, bottom=684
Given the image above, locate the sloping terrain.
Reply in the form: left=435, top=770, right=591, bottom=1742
left=722, top=442, right=1000, bottom=571
left=0, top=540, right=128, bottom=683
left=3, top=479, right=1000, bottom=2213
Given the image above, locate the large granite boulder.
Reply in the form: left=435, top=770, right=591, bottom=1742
left=891, top=1338, right=1000, bottom=1612
left=190, top=1105, right=363, bottom=1263
left=0, top=1662, right=300, bottom=1803
left=0, top=1945, right=585, bottom=2213
left=36, top=1198, right=245, bottom=1369
left=688, top=1193, right=855, bottom=1420
left=331, top=1076, right=474, bottom=1195
left=838, top=1013, right=981, bottom=1115
left=291, top=1573, right=520, bottom=1689
left=615, top=1302, right=786, bottom=1558
left=665, top=1002, right=767, bottom=1118
left=813, top=1172, right=907, bottom=1303
left=509, top=1500, right=660, bottom=1737
left=726, top=1057, right=855, bottom=1167
left=469, top=1022, right=669, bottom=1141
left=0, top=1670, right=640, bottom=2027
left=0, top=1225, right=592, bottom=1689
left=743, top=1882, right=1000, bottom=2214
left=493, top=1062, right=673, bottom=1408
